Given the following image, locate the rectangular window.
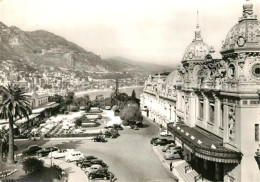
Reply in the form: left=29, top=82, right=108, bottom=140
left=198, top=100, right=203, bottom=119
left=209, top=105, right=214, bottom=123
left=220, top=104, right=224, bottom=127
left=255, top=124, right=259, bottom=141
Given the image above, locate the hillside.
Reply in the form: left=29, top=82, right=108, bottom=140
left=0, top=21, right=174, bottom=74
left=0, top=22, right=109, bottom=72
left=104, top=57, right=175, bottom=74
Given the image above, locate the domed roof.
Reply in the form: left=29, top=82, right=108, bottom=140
left=182, top=25, right=210, bottom=62
left=221, top=0, right=260, bottom=54
left=164, top=70, right=181, bottom=86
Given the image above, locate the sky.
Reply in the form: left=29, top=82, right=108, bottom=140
left=0, top=0, right=259, bottom=66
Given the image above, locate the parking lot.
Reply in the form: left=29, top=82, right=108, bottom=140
left=15, top=117, right=175, bottom=182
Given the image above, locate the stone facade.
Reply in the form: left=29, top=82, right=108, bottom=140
left=141, top=1, right=260, bottom=181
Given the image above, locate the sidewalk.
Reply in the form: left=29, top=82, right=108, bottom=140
left=42, top=158, right=89, bottom=182
left=152, top=145, right=180, bottom=181
left=152, top=146, right=205, bottom=182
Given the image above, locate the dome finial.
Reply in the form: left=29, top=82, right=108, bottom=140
left=194, top=11, right=202, bottom=41
left=239, top=0, right=257, bottom=22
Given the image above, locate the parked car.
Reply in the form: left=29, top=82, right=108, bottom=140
left=162, top=144, right=176, bottom=152
left=90, top=159, right=108, bottom=168
left=80, top=161, right=92, bottom=170
left=166, top=145, right=183, bottom=152
left=163, top=149, right=181, bottom=160
left=150, top=137, right=159, bottom=144
left=92, top=135, right=107, bottom=142
left=104, top=130, right=112, bottom=138
left=153, top=138, right=175, bottom=146
left=22, top=145, right=42, bottom=156
left=110, top=129, right=120, bottom=138
left=160, top=130, right=172, bottom=136
left=85, top=164, right=106, bottom=174
left=65, top=151, right=84, bottom=162
left=113, top=124, right=123, bottom=130
left=76, top=155, right=98, bottom=167
left=130, top=124, right=139, bottom=130
left=36, top=146, right=59, bottom=157
left=48, top=149, right=75, bottom=159
left=14, top=134, right=29, bottom=139
left=88, top=170, right=114, bottom=180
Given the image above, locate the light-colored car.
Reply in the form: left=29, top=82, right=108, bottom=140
left=166, top=145, right=182, bottom=153
left=48, top=149, right=75, bottom=159
left=160, top=130, right=172, bottom=136
left=84, top=164, right=103, bottom=173
left=162, top=144, right=176, bottom=152
left=65, top=151, right=84, bottom=162
left=163, top=149, right=180, bottom=160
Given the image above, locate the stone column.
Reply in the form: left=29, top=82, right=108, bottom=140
left=202, top=92, right=209, bottom=128
left=213, top=93, right=221, bottom=135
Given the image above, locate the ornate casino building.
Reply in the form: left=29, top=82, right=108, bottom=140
left=141, top=1, right=260, bottom=181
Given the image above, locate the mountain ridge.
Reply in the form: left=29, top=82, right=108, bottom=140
left=0, top=21, right=174, bottom=74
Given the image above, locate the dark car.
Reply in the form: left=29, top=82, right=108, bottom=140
left=150, top=137, right=159, bottom=144
left=92, top=135, right=107, bottom=142
left=76, top=155, right=98, bottom=167
left=80, top=161, right=92, bottom=170
left=88, top=170, right=114, bottom=180
left=153, top=139, right=175, bottom=146
left=110, top=129, right=120, bottom=138
left=113, top=124, right=123, bottom=130
left=36, top=146, right=59, bottom=157
left=22, top=145, right=42, bottom=156
left=90, top=160, right=108, bottom=168
left=104, top=130, right=112, bottom=138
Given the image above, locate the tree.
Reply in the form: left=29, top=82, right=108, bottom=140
left=131, top=89, right=136, bottom=99
left=48, top=94, right=64, bottom=103
left=74, top=94, right=91, bottom=107
left=65, top=91, right=75, bottom=105
left=93, top=94, right=104, bottom=108
left=22, top=157, right=44, bottom=174
left=0, top=84, right=31, bottom=164
left=120, top=103, right=143, bottom=125
left=115, top=79, right=119, bottom=96
left=75, top=118, right=82, bottom=127
left=64, top=91, right=75, bottom=111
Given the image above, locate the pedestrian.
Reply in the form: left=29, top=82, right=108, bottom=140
left=170, top=161, right=173, bottom=171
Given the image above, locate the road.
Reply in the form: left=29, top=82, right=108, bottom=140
left=15, top=118, right=174, bottom=182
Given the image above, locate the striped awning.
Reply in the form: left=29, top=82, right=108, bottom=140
left=168, top=123, right=242, bottom=164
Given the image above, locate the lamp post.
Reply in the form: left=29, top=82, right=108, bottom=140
left=50, top=143, right=53, bottom=167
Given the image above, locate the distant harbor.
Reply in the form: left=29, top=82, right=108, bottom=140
left=75, top=86, right=144, bottom=100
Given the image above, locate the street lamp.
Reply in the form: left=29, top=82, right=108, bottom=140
left=50, top=143, right=53, bottom=167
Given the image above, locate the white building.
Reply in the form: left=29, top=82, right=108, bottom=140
left=141, top=1, right=260, bottom=181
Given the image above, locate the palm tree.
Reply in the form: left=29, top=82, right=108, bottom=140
left=0, top=84, right=31, bottom=164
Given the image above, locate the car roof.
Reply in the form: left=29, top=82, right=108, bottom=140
left=92, top=159, right=103, bottom=162
left=91, top=164, right=101, bottom=168
left=85, top=155, right=95, bottom=158
left=29, top=145, right=39, bottom=147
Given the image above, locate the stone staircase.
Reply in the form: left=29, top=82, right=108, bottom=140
left=174, top=161, right=203, bottom=182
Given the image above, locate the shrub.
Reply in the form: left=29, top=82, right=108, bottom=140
left=75, top=118, right=82, bottom=127
left=70, top=105, right=79, bottom=112
left=122, top=120, right=129, bottom=126
left=22, top=157, right=44, bottom=174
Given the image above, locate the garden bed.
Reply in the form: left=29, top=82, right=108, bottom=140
left=0, top=162, right=62, bottom=182
left=44, top=132, right=99, bottom=138
left=81, top=122, right=100, bottom=127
